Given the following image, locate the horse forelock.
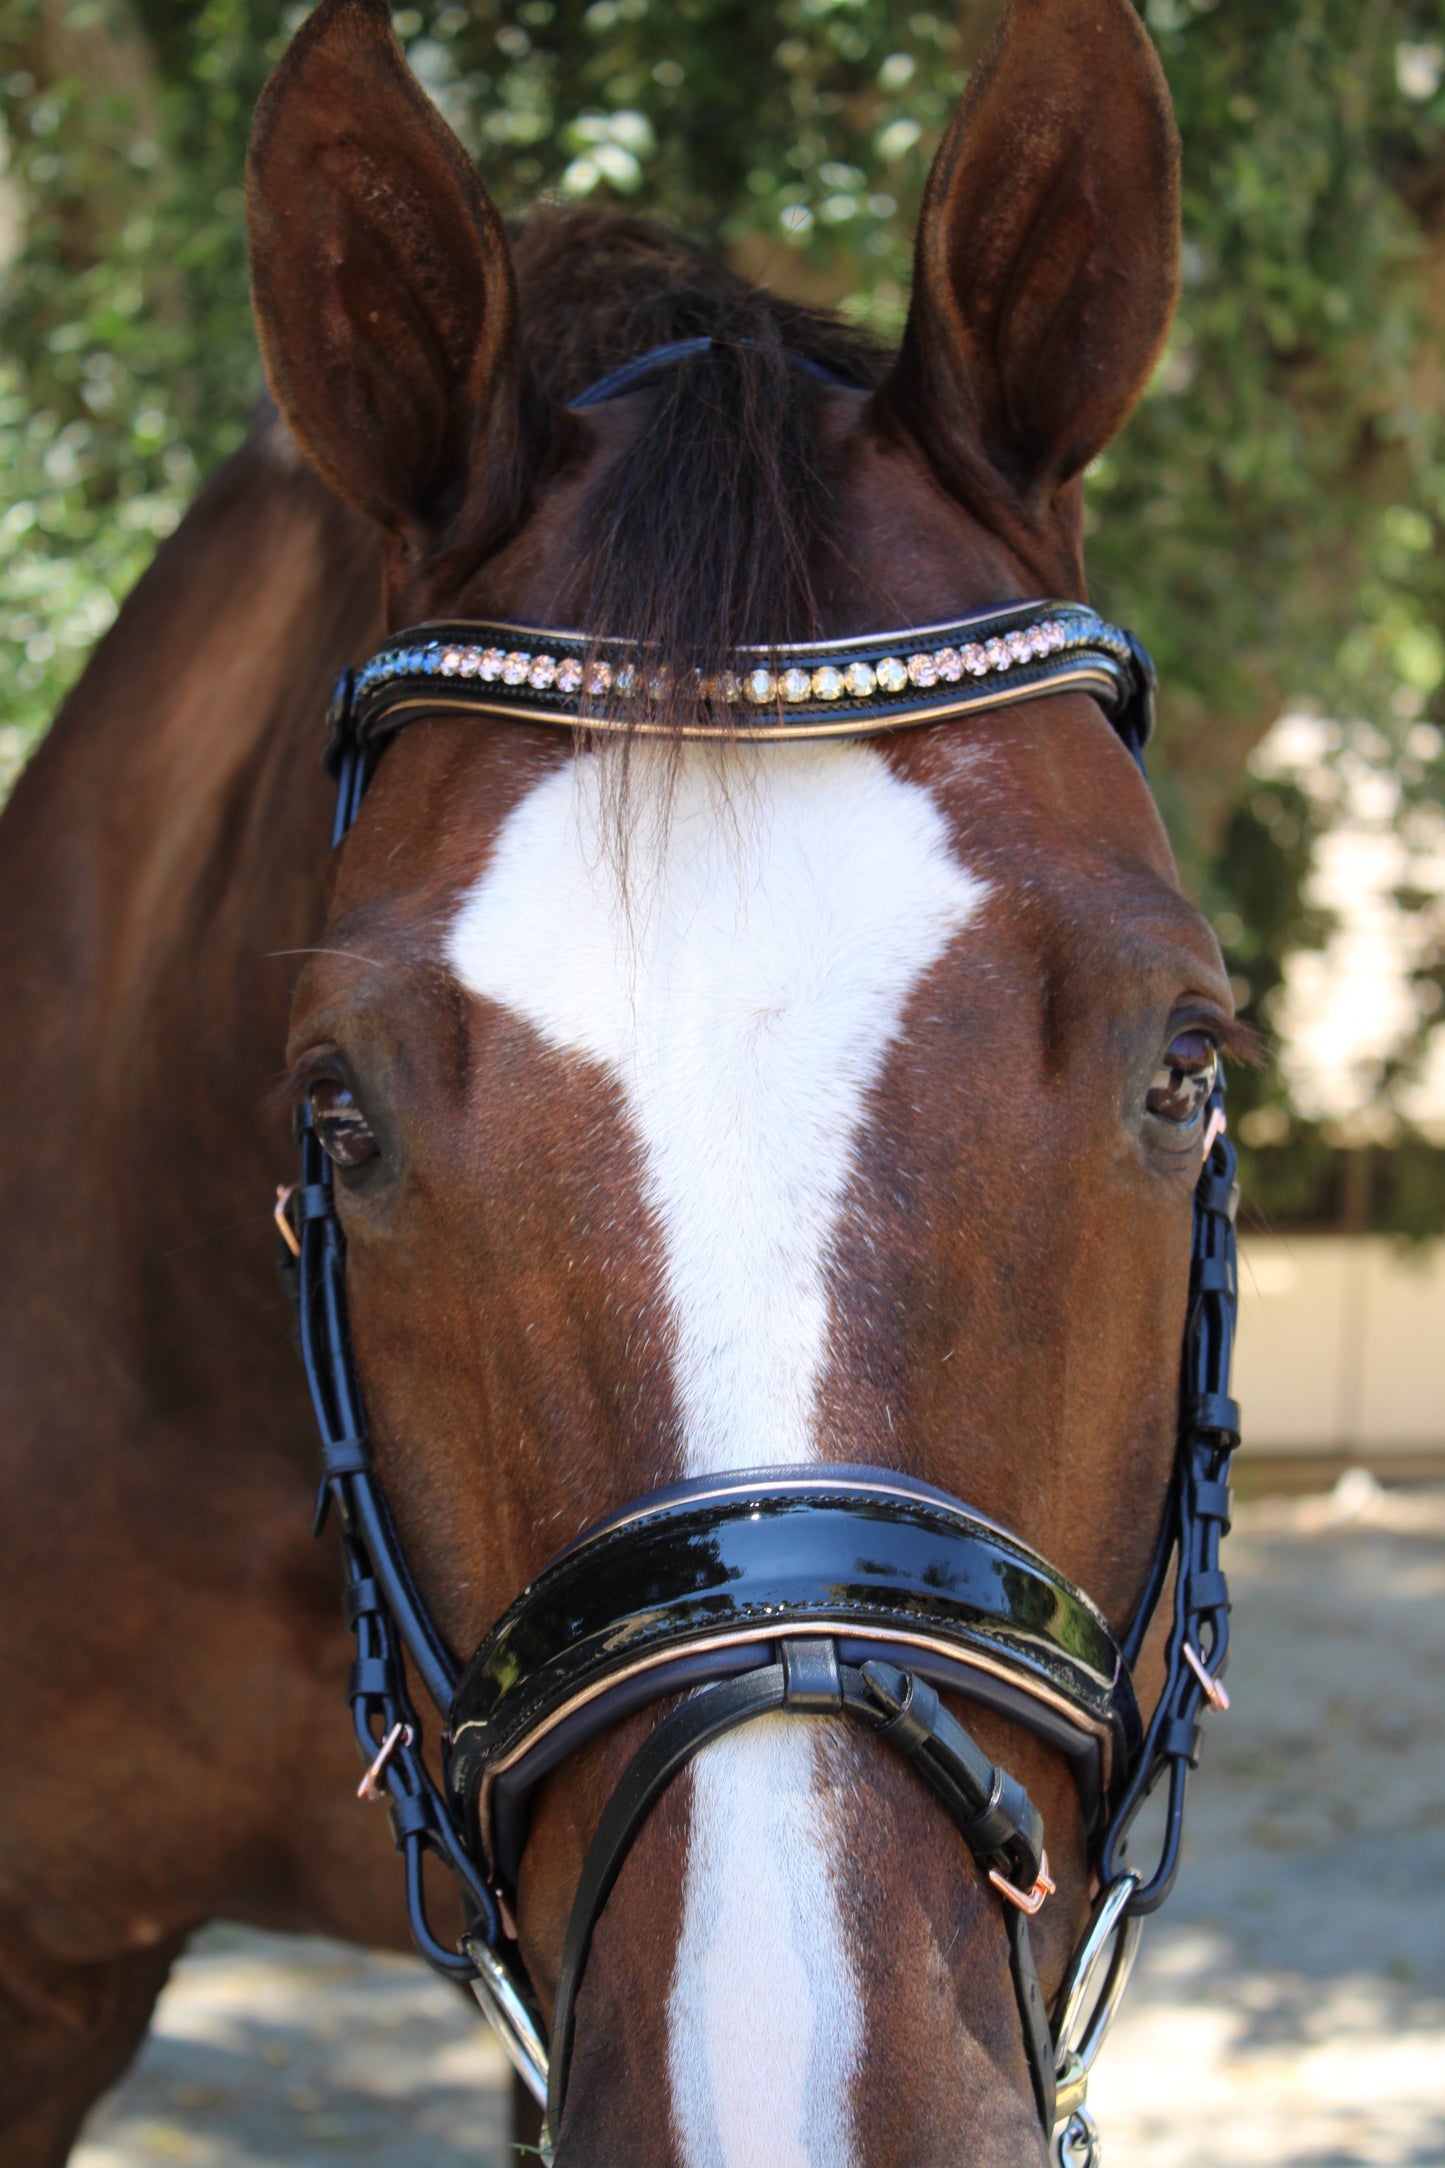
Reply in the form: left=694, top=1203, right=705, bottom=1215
left=496, top=208, right=890, bottom=744
left=511, top=206, right=886, bottom=417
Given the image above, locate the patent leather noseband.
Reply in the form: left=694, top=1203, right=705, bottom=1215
left=449, top=1462, right=1145, bottom=2134
left=451, top=1462, right=1142, bottom=1890
left=278, top=337, right=1242, bottom=2166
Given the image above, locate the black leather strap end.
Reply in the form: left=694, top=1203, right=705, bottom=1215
left=348, top=1655, right=393, bottom=1702
left=1197, top=1164, right=1240, bottom=1220
left=344, top=1576, right=384, bottom=1628
left=320, top=1437, right=370, bottom=1480
left=1185, top=1567, right=1230, bottom=1614
left=860, top=1660, right=941, bottom=1756
left=388, top=1791, right=433, bottom=1848
left=1192, top=1478, right=1234, bottom=1527
left=1006, top=1905, right=1056, bottom=2130
left=859, top=1661, right=1044, bottom=1885
left=781, top=1636, right=843, bottom=1711
left=965, top=1767, right=1044, bottom=1883
left=1185, top=1392, right=1241, bottom=1441
left=1159, top=1715, right=1202, bottom=1764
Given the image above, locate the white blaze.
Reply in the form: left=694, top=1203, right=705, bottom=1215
left=447, top=742, right=984, bottom=2166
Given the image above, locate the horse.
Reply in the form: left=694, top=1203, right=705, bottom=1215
left=0, top=0, right=1249, bottom=2160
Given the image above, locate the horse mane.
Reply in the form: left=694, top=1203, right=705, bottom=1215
left=510, top=208, right=889, bottom=731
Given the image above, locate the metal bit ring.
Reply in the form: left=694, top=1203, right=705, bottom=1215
left=1055, top=2105, right=1102, bottom=2167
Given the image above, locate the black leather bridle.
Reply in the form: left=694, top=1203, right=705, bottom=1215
left=277, top=337, right=1242, bottom=2168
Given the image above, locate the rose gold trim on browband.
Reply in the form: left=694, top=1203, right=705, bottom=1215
left=413, top=606, right=1097, bottom=659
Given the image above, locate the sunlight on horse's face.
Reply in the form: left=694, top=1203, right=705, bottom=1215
left=255, top=0, right=1212, bottom=2156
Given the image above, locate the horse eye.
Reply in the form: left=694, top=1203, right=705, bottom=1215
left=1146, top=1031, right=1218, bottom=1127
left=309, top=1078, right=379, bottom=1168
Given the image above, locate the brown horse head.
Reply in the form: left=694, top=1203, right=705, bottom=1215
left=248, top=1, right=1236, bottom=2160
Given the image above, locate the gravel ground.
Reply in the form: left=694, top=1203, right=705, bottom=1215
left=76, top=1478, right=1445, bottom=2168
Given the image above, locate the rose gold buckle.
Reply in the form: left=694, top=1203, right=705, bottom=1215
left=1183, top=1641, right=1230, bottom=1712
left=989, top=1849, right=1055, bottom=1916
left=357, top=1721, right=413, bottom=1801
left=274, top=1183, right=300, bottom=1259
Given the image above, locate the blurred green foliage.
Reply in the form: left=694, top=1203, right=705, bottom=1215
left=2, top=0, right=1445, bottom=1222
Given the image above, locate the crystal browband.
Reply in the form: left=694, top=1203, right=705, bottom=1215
left=327, top=599, right=1156, bottom=767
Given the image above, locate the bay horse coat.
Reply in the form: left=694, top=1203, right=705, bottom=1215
left=0, top=2, right=1242, bottom=2161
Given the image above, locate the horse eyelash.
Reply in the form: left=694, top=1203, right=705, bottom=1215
left=268, top=1050, right=346, bottom=1119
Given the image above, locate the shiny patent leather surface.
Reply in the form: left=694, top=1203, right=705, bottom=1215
left=449, top=1467, right=1136, bottom=1782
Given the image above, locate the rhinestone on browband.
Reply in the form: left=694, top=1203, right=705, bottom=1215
left=353, top=615, right=1115, bottom=707
left=328, top=602, right=1155, bottom=777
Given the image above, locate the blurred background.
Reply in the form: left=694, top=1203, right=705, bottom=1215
left=2, top=1, right=1442, bottom=2162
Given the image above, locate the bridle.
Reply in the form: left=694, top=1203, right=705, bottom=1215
left=276, top=338, right=1242, bottom=2167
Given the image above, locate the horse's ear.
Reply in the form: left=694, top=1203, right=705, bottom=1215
left=883, top=0, right=1179, bottom=550
left=247, top=0, right=537, bottom=550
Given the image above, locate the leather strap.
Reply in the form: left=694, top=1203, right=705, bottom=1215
left=545, top=1642, right=1056, bottom=2144
left=448, top=1462, right=1137, bottom=1883
left=569, top=333, right=859, bottom=409
left=287, top=1106, right=500, bottom=1978
left=855, top=1662, right=1044, bottom=1888
left=327, top=600, right=1154, bottom=763
left=547, top=1665, right=789, bottom=2136
left=1006, top=1905, right=1056, bottom=2131
left=1099, top=1097, right=1240, bottom=1912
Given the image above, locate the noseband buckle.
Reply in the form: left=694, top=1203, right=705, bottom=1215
left=357, top=1719, right=413, bottom=1801
left=1182, top=1640, right=1231, bottom=1713
left=989, top=1850, right=1056, bottom=1915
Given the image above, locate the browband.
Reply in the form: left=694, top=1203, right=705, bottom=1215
left=326, top=599, right=1156, bottom=767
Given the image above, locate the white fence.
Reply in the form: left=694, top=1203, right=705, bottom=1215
left=1236, top=1236, right=1445, bottom=1456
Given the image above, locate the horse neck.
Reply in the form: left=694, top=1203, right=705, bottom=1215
left=0, top=420, right=382, bottom=1422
